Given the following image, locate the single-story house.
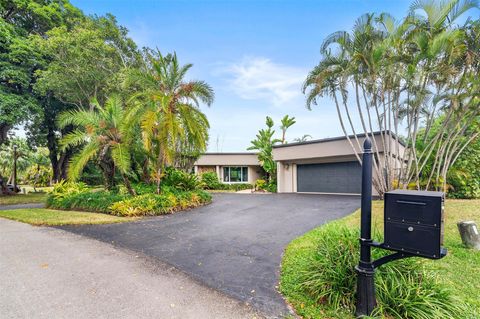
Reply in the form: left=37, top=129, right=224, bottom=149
left=273, top=132, right=405, bottom=195
left=193, top=153, right=263, bottom=184
left=194, top=132, right=404, bottom=194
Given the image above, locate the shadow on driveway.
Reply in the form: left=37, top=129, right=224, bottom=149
left=59, top=193, right=360, bottom=318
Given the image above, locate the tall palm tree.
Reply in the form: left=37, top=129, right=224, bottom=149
left=57, top=95, right=136, bottom=195
left=125, top=51, right=214, bottom=193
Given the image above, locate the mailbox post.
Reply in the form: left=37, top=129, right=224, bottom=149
left=355, top=138, right=447, bottom=317
left=355, top=138, right=376, bottom=316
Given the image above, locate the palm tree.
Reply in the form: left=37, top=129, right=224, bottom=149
left=293, top=134, right=312, bottom=143
left=303, top=0, right=478, bottom=195
left=279, top=115, right=296, bottom=144
left=125, top=51, right=214, bottom=194
left=58, top=95, right=136, bottom=195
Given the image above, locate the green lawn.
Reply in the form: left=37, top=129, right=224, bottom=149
left=0, top=192, right=48, bottom=205
left=280, top=199, right=480, bottom=319
left=0, top=208, right=137, bottom=226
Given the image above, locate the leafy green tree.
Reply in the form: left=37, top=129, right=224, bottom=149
left=0, top=0, right=81, bottom=145
left=125, top=51, right=214, bottom=193
left=58, top=95, right=136, bottom=195
left=27, top=12, right=138, bottom=182
left=34, top=14, right=138, bottom=109
left=280, top=115, right=296, bottom=144
left=248, top=116, right=281, bottom=181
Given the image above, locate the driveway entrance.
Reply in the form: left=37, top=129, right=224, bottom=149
left=60, top=193, right=360, bottom=318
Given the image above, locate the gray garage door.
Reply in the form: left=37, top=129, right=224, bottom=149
left=297, top=161, right=362, bottom=194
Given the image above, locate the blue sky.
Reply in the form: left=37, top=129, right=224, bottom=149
left=71, top=0, right=412, bottom=151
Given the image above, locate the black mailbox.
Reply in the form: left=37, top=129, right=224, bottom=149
left=384, top=190, right=446, bottom=259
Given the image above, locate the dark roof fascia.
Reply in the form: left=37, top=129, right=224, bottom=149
left=273, top=131, right=406, bottom=148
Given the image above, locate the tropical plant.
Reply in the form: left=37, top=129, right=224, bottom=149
left=303, top=0, right=480, bottom=195
left=124, top=51, right=213, bottom=194
left=280, top=115, right=296, bottom=144
left=248, top=116, right=281, bottom=181
left=57, top=95, right=136, bottom=195
left=23, top=165, right=52, bottom=188
left=200, top=171, right=222, bottom=189
left=293, top=134, right=312, bottom=143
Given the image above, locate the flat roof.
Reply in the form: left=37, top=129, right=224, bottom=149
left=273, top=131, right=405, bottom=148
left=201, top=152, right=258, bottom=155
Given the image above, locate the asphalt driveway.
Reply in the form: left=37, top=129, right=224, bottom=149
left=60, top=193, right=360, bottom=318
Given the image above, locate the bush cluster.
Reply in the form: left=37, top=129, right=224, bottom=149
left=255, top=179, right=277, bottom=192
left=110, top=190, right=211, bottom=216
left=288, top=223, right=468, bottom=319
left=47, top=179, right=212, bottom=216
left=200, top=171, right=253, bottom=191
left=22, top=165, right=52, bottom=187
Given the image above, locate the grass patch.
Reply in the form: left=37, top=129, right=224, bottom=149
left=0, top=192, right=48, bottom=205
left=280, top=199, right=480, bottom=318
left=0, top=208, right=137, bottom=226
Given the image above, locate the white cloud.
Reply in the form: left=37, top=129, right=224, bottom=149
left=218, top=57, right=307, bottom=106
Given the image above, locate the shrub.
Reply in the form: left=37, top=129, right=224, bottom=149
left=255, top=179, right=276, bottom=192
left=163, top=167, right=202, bottom=191
left=226, top=183, right=253, bottom=191
left=295, top=223, right=467, bottom=319
left=255, top=179, right=267, bottom=190
left=201, top=171, right=222, bottom=189
left=47, top=181, right=212, bottom=216
left=200, top=172, right=253, bottom=191
left=109, top=190, right=212, bottom=216
left=48, top=181, right=89, bottom=201
left=23, top=165, right=52, bottom=187
left=48, top=189, right=126, bottom=213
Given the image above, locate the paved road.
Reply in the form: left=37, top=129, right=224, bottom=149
left=0, top=218, right=262, bottom=319
left=60, top=193, right=360, bottom=318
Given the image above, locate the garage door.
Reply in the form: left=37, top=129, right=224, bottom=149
left=297, top=161, right=362, bottom=194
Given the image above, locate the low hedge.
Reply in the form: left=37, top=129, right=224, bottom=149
left=47, top=182, right=212, bottom=216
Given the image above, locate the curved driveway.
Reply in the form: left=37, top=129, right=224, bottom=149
left=60, top=193, right=360, bottom=318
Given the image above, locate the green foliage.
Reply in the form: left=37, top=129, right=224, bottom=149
left=282, top=222, right=469, bottom=319
left=248, top=116, right=281, bottom=180
left=48, top=189, right=126, bottom=213
left=200, top=171, right=223, bottom=189
left=0, top=137, right=49, bottom=179
left=162, top=167, right=202, bottom=191
left=47, top=181, right=89, bottom=201
left=200, top=172, right=253, bottom=191
left=416, top=117, right=480, bottom=198
left=255, top=179, right=267, bottom=190
left=303, top=0, right=480, bottom=194
left=447, top=138, right=480, bottom=199
left=47, top=181, right=212, bottom=216
left=0, top=0, right=82, bottom=144
left=23, top=165, right=52, bottom=187
left=109, top=190, right=211, bottom=217
left=58, top=95, right=136, bottom=193
left=124, top=50, right=213, bottom=192
left=255, top=179, right=277, bottom=192
left=33, top=14, right=138, bottom=108
left=280, top=115, right=296, bottom=144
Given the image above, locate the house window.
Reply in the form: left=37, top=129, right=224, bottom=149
left=223, top=166, right=248, bottom=183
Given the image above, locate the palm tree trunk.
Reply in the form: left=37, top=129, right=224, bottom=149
left=122, top=173, right=136, bottom=196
